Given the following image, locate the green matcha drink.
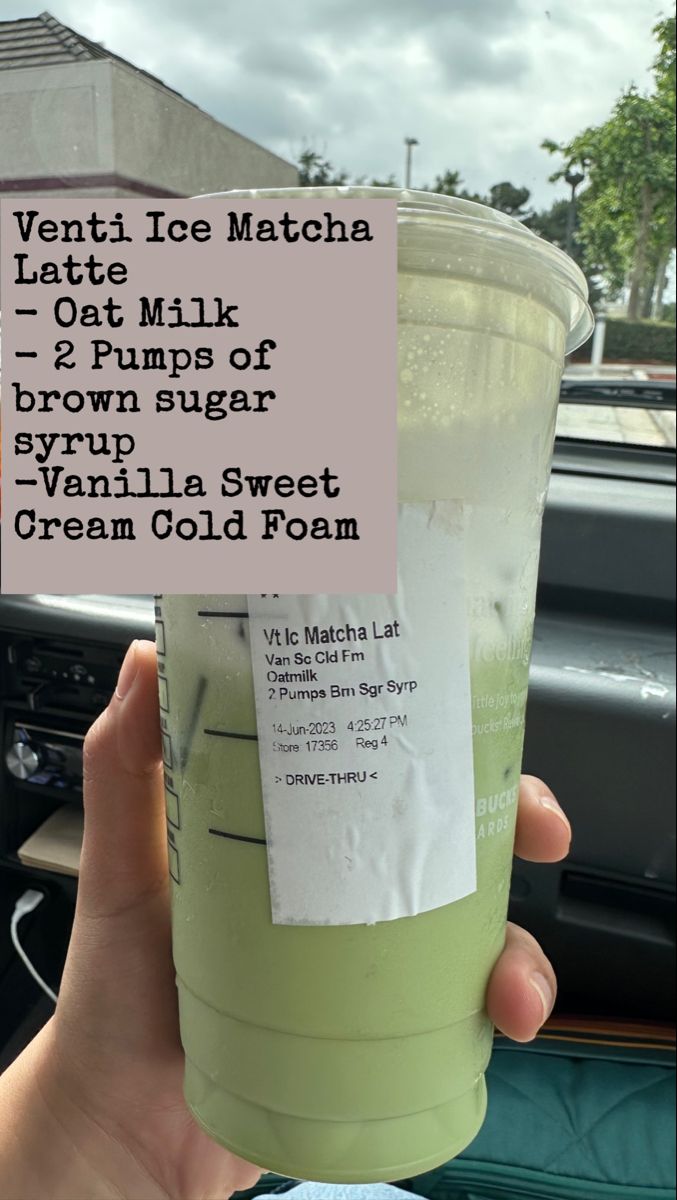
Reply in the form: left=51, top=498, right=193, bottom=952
left=156, top=189, right=592, bottom=1182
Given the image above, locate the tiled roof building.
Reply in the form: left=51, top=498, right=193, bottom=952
left=0, top=11, right=297, bottom=198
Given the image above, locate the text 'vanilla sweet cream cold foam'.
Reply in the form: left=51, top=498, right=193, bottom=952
left=155, top=188, right=592, bottom=1182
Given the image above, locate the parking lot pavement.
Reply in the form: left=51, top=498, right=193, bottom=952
left=559, top=363, right=676, bottom=447
left=556, top=403, right=677, bottom=447
left=564, top=362, right=676, bottom=381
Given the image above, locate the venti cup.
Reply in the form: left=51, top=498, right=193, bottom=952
left=155, top=188, right=593, bottom=1183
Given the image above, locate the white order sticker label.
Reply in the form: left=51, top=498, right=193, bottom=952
left=248, top=501, right=476, bottom=925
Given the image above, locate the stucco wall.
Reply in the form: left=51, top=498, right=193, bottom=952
left=110, top=61, right=297, bottom=195
left=0, top=58, right=297, bottom=199
left=0, top=61, right=114, bottom=186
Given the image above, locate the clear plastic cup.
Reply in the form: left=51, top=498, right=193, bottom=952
left=155, top=188, right=592, bottom=1182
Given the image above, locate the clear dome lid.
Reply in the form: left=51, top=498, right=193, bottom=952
left=200, top=186, right=594, bottom=354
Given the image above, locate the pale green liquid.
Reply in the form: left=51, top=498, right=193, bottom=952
left=157, top=273, right=566, bottom=1181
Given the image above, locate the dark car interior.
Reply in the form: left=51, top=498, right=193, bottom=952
left=0, top=379, right=675, bottom=1195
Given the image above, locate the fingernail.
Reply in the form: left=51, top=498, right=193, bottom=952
left=116, top=641, right=139, bottom=701
left=538, top=793, right=571, bottom=835
left=529, top=971, right=554, bottom=1024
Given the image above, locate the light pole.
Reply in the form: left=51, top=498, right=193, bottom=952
left=404, top=137, right=419, bottom=189
left=564, top=169, right=584, bottom=257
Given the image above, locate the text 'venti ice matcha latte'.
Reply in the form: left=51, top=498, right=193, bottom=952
left=155, top=188, right=593, bottom=1183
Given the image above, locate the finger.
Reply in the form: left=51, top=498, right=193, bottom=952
left=78, top=640, right=166, bottom=920
left=486, top=922, right=557, bottom=1041
left=514, top=774, right=571, bottom=863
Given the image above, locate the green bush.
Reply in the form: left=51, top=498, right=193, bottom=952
left=598, top=317, right=676, bottom=363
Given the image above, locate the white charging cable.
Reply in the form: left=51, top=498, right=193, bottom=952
left=10, top=889, right=58, bottom=1005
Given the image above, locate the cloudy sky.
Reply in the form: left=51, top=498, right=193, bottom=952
left=5, top=0, right=668, bottom=209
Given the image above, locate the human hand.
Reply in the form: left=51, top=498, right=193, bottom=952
left=0, top=639, right=570, bottom=1200
left=486, top=774, right=570, bottom=1041
left=1, top=640, right=260, bottom=1200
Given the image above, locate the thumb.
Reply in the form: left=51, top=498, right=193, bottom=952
left=78, top=639, right=167, bottom=919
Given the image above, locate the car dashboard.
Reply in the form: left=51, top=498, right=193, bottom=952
left=0, top=384, right=675, bottom=1062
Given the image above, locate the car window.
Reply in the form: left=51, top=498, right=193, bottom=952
left=0, top=7, right=674, bottom=349
left=0, top=8, right=675, bottom=1199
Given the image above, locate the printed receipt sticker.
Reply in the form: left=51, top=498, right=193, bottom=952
left=0, top=199, right=397, bottom=594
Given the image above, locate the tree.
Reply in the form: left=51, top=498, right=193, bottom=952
left=297, top=150, right=398, bottom=189
left=426, top=170, right=533, bottom=219
left=297, top=154, right=537, bottom=225
left=365, top=173, right=399, bottom=187
left=530, top=197, right=604, bottom=309
left=486, top=182, right=532, bottom=220
left=543, top=14, right=676, bottom=319
left=649, top=14, right=676, bottom=319
left=429, top=169, right=467, bottom=196
left=297, top=149, right=349, bottom=187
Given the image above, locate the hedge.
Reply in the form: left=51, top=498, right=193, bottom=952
left=582, top=317, right=676, bottom=364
